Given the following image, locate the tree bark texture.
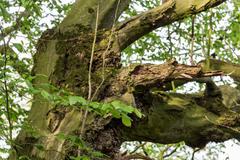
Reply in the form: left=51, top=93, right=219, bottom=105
left=11, top=0, right=240, bottom=160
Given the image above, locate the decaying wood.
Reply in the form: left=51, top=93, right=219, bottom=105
left=107, top=60, right=223, bottom=97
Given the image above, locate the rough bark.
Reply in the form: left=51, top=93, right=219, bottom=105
left=106, top=59, right=240, bottom=149
left=115, top=0, right=226, bottom=50
left=10, top=0, right=239, bottom=160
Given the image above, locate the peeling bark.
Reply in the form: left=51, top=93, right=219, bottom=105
left=107, top=60, right=223, bottom=96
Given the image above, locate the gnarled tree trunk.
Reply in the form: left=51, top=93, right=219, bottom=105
left=11, top=0, right=240, bottom=159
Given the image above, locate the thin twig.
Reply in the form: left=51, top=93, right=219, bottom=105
left=81, top=4, right=99, bottom=128
left=167, top=26, right=173, bottom=58
left=78, top=5, right=100, bottom=157
left=163, top=146, right=178, bottom=158
left=91, top=0, right=121, bottom=101
left=130, top=142, right=147, bottom=154
left=191, top=148, right=201, bottom=160
left=79, top=0, right=121, bottom=156
left=0, top=29, right=13, bottom=145
left=159, top=145, right=172, bottom=160
left=206, top=10, right=213, bottom=67
left=189, top=15, right=195, bottom=65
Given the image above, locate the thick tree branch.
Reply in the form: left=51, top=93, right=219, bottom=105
left=115, top=0, right=226, bottom=50
left=117, top=86, right=240, bottom=148
left=106, top=60, right=223, bottom=97
left=199, top=59, right=240, bottom=82
left=59, top=0, right=131, bottom=31
left=105, top=59, right=240, bottom=149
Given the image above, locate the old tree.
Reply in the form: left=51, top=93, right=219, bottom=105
left=1, top=0, right=240, bottom=159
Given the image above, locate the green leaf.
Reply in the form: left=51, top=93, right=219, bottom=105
left=110, top=101, right=121, bottom=109
left=134, top=108, right=143, bottom=118
left=111, top=100, right=134, bottom=113
left=110, top=109, right=121, bottom=118
left=40, top=90, right=50, bottom=100
left=13, top=43, right=24, bottom=52
left=91, top=151, right=105, bottom=158
left=81, top=157, right=90, bottom=160
left=68, top=96, right=87, bottom=105
left=121, top=114, right=132, bottom=127
left=101, top=103, right=112, bottom=111
left=0, top=3, right=11, bottom=21
left=89, top=102, right=100, bottom=109
left=122, top=105, right=135, bottom=113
